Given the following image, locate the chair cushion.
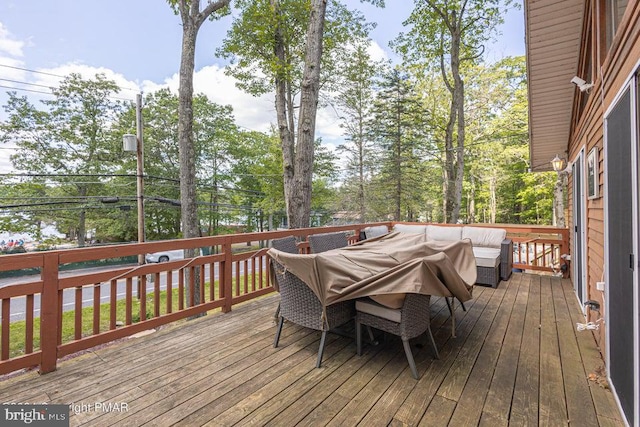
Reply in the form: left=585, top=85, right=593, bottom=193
left=356, top=298, right=402, bottom=323
left=462, top=226, right=506, bottom=248
left=393, top=224, right=427, bottom=235
left=364, top=225, right=389, bottom=239
left=472, top=247, right=501, bottom=268
left=426, top=225, right=462, bottom=242
left=368, top=293, right=405, bottom=309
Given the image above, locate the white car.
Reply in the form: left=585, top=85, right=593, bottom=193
left=145, top=249, right=185, bottom=263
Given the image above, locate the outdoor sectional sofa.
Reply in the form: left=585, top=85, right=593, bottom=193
left=363, top=224, right=513, bottom=288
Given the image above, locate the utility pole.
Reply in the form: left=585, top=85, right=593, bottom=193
left=123, top=93, right=146, bottom=299
left=135, top=93, right=145, bottom=262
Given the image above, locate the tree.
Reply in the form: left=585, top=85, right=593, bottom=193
left=336, top=40, right=381, bottom=222
left=168, top=0, right=230, bottom=237
left=219, top=0, right=379, bottom=229
left=0, top=180, right=49, bottom=239
left=395, top=0, right=511, bottom=223
left=167, top=0, right=230, bottom=312
left=0, top=73, right=123, bottom=246
left=369, top=68, right=429, bottom=221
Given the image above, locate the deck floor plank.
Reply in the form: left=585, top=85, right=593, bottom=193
left=390, top=286, right=497, bottom=426
left=538, top=275, right=570, bottom=426
left=447, top=273, right=523, bottom=426
left=481, top=273, right=528, bottom=422
left=551, top=276, right=600, bottom=427
left=560, top=278, right=626, bottom=424
left=510, top=273, right=541, bottom=426
left=358, top=290, right=488, bottom=427
left=0, top=274, right=625, bottom=427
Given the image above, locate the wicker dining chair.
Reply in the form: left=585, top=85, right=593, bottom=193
left=308, top=231, right=348, bottom=253
left=271, top=236, right=300, bottom=319
left=271, top=236, right=299, bottom=254
left=355, top=293, right=439, bottom=379
left=271, top=260, right=356, bottom=368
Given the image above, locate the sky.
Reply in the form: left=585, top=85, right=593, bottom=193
left=0, top=0, right=525, bottom=173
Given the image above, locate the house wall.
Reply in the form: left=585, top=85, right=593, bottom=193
left=568, top=1, right=640, bottom=350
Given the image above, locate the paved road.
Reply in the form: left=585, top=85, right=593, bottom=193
left=1, top=260, right=263, bottom=323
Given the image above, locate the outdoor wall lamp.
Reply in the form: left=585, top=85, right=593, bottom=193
left=551, top=154, right=565, bottom=172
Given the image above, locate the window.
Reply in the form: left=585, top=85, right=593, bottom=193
left=606, top=0, right=629, bottom=49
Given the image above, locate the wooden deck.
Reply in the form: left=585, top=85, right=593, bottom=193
left=0, top=273, right=625, bottom=426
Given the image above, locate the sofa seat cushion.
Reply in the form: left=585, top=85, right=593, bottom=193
left=364, top=225, right=390, bottom=239
left=472, top=247, right=501, bottom=268
left=462, top=226, right=506, bottom=249
left=356, top=297, right=402, bottom=322
left=426, top=225, right=462, bottom=242
left=393, top=223, right=427, bottom=235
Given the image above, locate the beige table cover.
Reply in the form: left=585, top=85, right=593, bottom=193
left=267, top=231, right=476, bottom=309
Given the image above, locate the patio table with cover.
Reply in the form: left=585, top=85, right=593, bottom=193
left=267, top=231, right=476, bottom=317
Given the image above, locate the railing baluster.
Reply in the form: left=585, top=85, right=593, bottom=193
left=188, top=267, right=195, bottom=308
left=166, top=271, right=173, bottom=314
left=1, top=299, right=9, bottom=360
left=110, top=280, right=117, bottom=330
left=26, top=295, right=34, bottom=354
left=93, top=284, right=100, bottom=335
left=126, top=277, right=132, bottom=326
left=235, top=261, right=240, bottom=296
left=140, top=275, right=147, bottom=321
left=199, top=265, right=205, bottom=304
left=179, top=268, right=184, bottom=311
left=244, top=260, right=249, bottom=294
left=74, top=286, right=82, bottom=340
left=209, top=263, right=215, bottom=301
left=154, top=272, right=160, bottom=317
left=252, top=257, right=257, bottom=291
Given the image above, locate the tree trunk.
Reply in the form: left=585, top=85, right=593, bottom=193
left=272, top=0, right=296, bottom=225
left=469, top=174, right=475, bottom=223
left=489, top=174, right=497, bottom=223
left=450, top=24, right=464, bottom=224
left=553, top=172, right=566, bottom=227
left=358, top=136, right=365, bottom=222
left=290, top=0, right=327, bottom=229
left=175, top=0, right=231, bottom=312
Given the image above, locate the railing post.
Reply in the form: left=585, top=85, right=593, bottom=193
left=40, top=252, right=60, bottom=374
left=561, top=227, right=570, bottom=278
left=222, top=237, right=233, bottom=313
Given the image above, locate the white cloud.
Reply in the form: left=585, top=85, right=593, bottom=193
left=367, top=40, right=388, bottom=62
left=0, top=22, right=24, bottom=57
left=29, top=63, right=142, bottom=102
left=140, top=65, right=276, bottom=133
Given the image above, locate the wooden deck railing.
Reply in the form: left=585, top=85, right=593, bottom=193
left=0, top=222, right=568, bottom=376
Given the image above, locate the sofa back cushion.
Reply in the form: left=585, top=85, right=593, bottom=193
left=364, top=225, right=390, bottom=239
left=462, top=226, right=506, bottom=248
left=426, top=225, right=462, bottom=242
left=393, top=223, right=427, bottom=235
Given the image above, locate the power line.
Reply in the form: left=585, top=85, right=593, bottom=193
left=0, top=84, right=53, bottom=96
left=0, top=63, right=139, bottom=92
left=0, top=78, right=54, bottom=89
left=0, top=63, right=65, bottom=78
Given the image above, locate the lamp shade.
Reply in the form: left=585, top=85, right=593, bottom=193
left=551, top=154, right=564, bottom=172
left=123, top=134, right=137, bottom=152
